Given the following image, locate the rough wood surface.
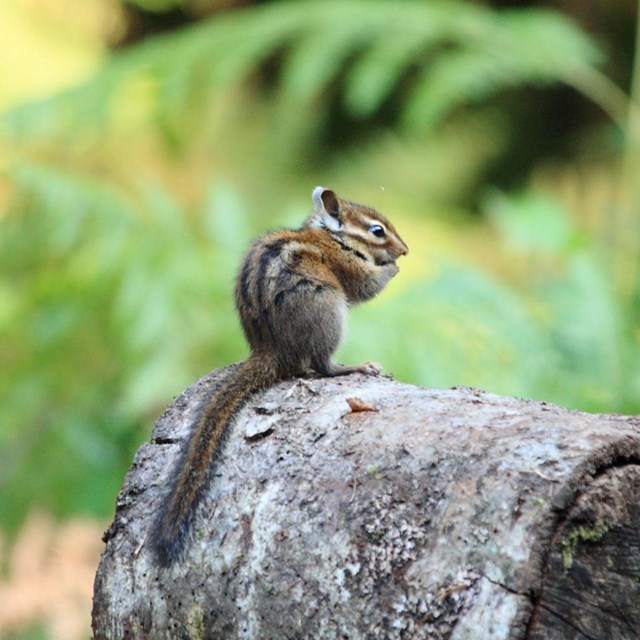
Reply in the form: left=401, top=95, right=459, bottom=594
left=92, top=367, right=640, bottom=639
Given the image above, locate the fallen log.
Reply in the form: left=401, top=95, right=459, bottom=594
left=92, top=367, right=640, bottom=639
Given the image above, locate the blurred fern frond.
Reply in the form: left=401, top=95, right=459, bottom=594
left=0, top=161, right=250, bottom=530
left=2, top=0, right=607, bottom=141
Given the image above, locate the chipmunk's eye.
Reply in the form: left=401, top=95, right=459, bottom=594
left=369, top=224, right=386, bottom=238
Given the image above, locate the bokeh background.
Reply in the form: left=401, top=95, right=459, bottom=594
left=1, top=0, right=639, bottom=637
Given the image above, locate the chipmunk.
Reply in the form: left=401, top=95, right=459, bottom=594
left=151, top=187, right=408, bottom=566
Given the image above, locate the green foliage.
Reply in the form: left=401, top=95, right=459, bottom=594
left=3, top=0, right=604, bottom=146
left=4, top=625, right=47, bottom=640
left=0, top=163, right=250, bottom=530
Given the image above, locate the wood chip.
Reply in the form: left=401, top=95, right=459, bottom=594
left=346, top=397, right=378, bottom=413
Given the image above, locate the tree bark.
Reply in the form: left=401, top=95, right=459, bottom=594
left=92, top=366, right=640, bottom=639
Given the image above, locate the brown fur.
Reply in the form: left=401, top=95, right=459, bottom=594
left=151, top=188, right=407, bottom=565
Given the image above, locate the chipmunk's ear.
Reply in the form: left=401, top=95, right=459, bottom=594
left=312, top=186, right=341, bottom=231
left=313, top=186, right=340, bottom=218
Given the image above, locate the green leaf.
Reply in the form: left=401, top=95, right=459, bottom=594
left=203, top=181, right=250, bottom=252
left=485, top=191, right=578, bottom=255
left=2, top=1, right=605, bottom=141
left=344, top=32, right=428, bottom=117
left=281, top=27, right=367, bottom=104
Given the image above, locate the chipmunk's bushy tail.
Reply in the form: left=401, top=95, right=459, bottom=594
left=151, top=355, right=279, bottom=566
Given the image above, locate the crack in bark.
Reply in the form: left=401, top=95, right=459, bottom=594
left=480, top=573, right=527, bottom=598
left=535, top=602, right=599, bottom=640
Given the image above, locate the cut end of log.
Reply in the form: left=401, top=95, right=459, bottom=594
left=526, top=461, right=640, bottom=639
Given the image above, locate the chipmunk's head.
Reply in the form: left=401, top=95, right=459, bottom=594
left=305, top=186, right=408, bottom=265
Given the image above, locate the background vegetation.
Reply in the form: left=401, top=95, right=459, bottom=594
left=1, top=0, right=639, bottom=637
